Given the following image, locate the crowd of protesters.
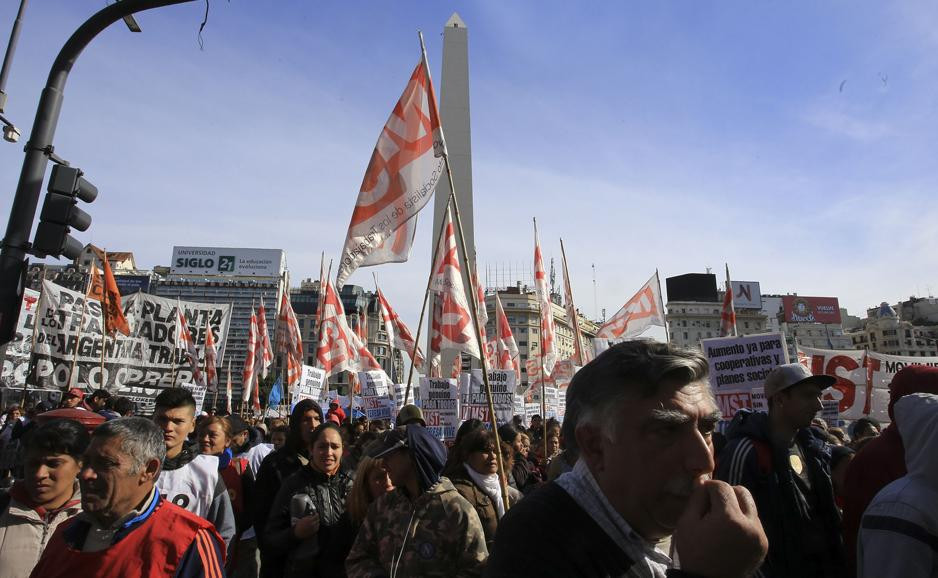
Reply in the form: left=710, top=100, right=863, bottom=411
left=0, top=340, right=936, bottom=576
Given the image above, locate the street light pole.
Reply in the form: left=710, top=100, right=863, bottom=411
left=0, top=0, right=197, bottom=345
left=0, top=0, right=28, bottom=114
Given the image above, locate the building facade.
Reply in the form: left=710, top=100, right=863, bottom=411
left=666, top=296, right=769, bottom=349
left=847, top=303, right=938, bottom=357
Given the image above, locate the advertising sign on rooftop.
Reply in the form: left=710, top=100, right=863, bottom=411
left=170, top=247, right=284, bottom=277
left=782, top=296, right=842, bottom=324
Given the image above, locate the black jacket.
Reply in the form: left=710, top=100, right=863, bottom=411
left=264, top=464, right=355, bottom=578
left=715, top=410, right=845, bottom=578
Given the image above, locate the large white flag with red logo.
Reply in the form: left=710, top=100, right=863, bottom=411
left=255, top=297, right=274, bottom=381
left=533, top=226, right=557, bottom=375
left=429, top=207, right=480, bottom=359
left=720, top=264, right=737, bottom=337
left=177, top=308, right=203, bottom=386
left=561, top=242, right=590, bottom=366
left=242, top=307, right=258, bottom=405
left=598, top=272, right=666, bottom=339
left=204, top=320, right=218, bottom=391
left=336, top=52, right=447, bottom=287
left=377, top=287, right=425, bottom=369
left=277, top=287, right=304, bottom=388
left=471, top=265, right=494, bottom=368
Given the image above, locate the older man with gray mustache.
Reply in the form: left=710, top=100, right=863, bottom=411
left=486, top=340, right=768, bottom=578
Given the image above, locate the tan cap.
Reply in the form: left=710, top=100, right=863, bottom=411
left=764, top=363, right=836, bottom=398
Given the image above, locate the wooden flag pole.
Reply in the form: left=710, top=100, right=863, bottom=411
left=170, top=297, right=180, bottom=388
left=402, top=192, right=452, bottom=406
left=656, top=269, right=669, bottom=344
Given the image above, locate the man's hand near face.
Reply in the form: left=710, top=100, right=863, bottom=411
left=673, top=480, right=768, bottom=578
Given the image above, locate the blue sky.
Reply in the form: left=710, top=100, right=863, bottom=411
left=0, top=1, right=936, bottom=330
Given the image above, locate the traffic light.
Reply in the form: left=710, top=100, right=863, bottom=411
left=32, top=165, right=97, bottom=259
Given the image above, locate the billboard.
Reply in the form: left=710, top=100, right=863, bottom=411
left=731, top=281, right=762, bottom=309
left=170, top=247, right=284, bottom=277
left=666, top=273, right=718, bottom=303
left=114, top=274, right=151, bottom=295
left=782, top=296, right=842, bottom=324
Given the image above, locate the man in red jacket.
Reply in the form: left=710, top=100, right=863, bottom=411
left=31, top=417, right=225, bottom=578
left=841, top=365, right=938, bottom=577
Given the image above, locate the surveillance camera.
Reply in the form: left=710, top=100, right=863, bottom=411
left=3, top=124, right=19, bottom=143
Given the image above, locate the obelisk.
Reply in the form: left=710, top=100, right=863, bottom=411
left=430, top=12, right=475, bottom=373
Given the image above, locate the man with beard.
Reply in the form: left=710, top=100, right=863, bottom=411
left=717, top=363, right=844, bottom=577
left=486, top=340, right=768, bottom=578
left=152, top=388, right=235, bottom=549
left=29, top=418, right=225, bottom=577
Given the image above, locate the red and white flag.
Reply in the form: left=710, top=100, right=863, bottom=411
left=277, top=286, right=305, bottom=388
left=450, top=354, right=462, bottom=379
left=242, top=307, right=258, bottom=405
left=493, top=292, right=521, bottom=382
left=428, top=296, right=443, bottom=378
left=317, top=280, right=382, bottom=377
left=598, top=272, right=666, bottom=339
left=225, top=360, right=232, bottom=415
left=561, top=243, right=590, bottom=366
left=533, top=226, right=557, bottom=375
left=429, top=207, right=479, bottom=359
left=471, top=265, right=493, bottom=368
left=255, top=297, right=274, bottom=381
left=336, top=51, right=447, bottom=287
left=377, top=287, right=425, bottom=369
left=177, top=308, right=203, bottom=386
left=204, top=321, right=218, bottom=391
left=720, top=264, right=737, bottom=337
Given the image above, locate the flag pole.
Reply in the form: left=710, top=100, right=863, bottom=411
left=656, top=269, right=669, bottom=344
left=171, top=297, right=180, bottom=388
left=402, top=192, right=451, bottom=406
left=418, top=29, right=509, bottom=509
left=318, top=260, right=332, bottom=400
left=98, top=250, right=109, bottom=389
left=22, top=269, right=47, bottom=405
left=534, top=220, right=548, bottom=462
left=68, top=268, right=93, bottom=389
left=726, top=263, right=737, bottom=336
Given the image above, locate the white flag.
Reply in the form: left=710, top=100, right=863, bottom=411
left=598, top=272, right=666, bottom=339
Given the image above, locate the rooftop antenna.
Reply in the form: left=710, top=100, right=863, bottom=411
left=549, top=257, right=556, bottom=296
left=592, top=263, right=598, bottom=320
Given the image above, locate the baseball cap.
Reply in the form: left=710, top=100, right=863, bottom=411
left=65, top=388, right=85, bottom=399
left=764, top=363, right=836, bottom=398
left=367, top=426, right=409, bottom=459
left=396, top=404, right=425, bottom=426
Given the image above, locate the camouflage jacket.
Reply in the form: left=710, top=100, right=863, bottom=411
left=346, top=476, right=488, bottom=577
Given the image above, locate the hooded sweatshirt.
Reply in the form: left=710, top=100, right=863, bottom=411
left=0, top=481, right=82, bottom=578
left=858, top=392, right=938, bottom=577
left=842, top=365, right=938, bottom=577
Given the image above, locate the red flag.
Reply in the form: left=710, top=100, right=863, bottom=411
left=429, top=207, right=479, bottom=359
left=377, top=287, right=425, bottom=369
left=242, top=307, right=258, bottom=403
left=277, top=287, right=304, bottom=388
left=337, top=51, right=447, bottom=287
left=720, top=265, right=737, bottom=337
left=100, top=254, right=129, bottom=336
left=316, top=281, right=381, bottom=377
left=255, top=297, right=273, bottom=381
left=493, top=292, right=521, bottom=382
left=204, top=320, right=218, bottom=391
left=533, top=225, right=557, bottom=375
left=177, top=308, right=203, bottom=386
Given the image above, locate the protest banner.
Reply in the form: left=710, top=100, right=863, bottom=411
left=419, top=377, right=459, bottom=441
left=181, top=382, right=207, bottom=412
left=798, top=346, right=870, bottom=420
left=865, top=351, right=938, bottom=423
left=291, top=365, right=326, bottom=406
left=359, top=370, right=392, bottom=421
left=820, top=399, right=840, bottom=428
left=460, top=369, right=516, bottom=424
left=29, top=281, right=231, bottom=393
left=0, top=288, right=40, bottom=388
left=702, top=332, right=787, bottom=420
